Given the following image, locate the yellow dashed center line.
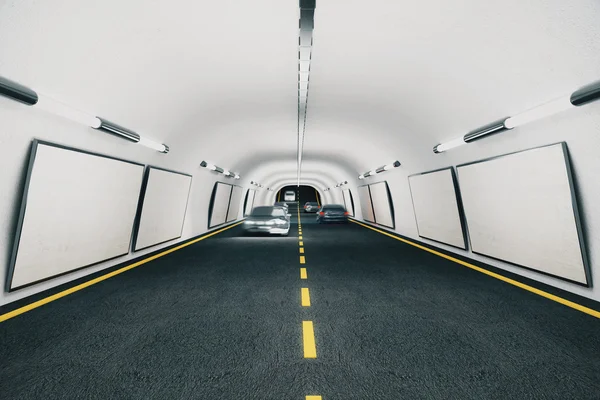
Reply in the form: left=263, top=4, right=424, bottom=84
left=301, top=288, right=311, bottom=306
left=299, top=247, right=305, bottom=254
left=307, top=396, right=322, bottom=400
left=302, top=321, right=317, bottom=358
left=300, top=268, right=307, bottom=279
left=300, top=255, right=306, bottom=264
left=299, top=236, right=303, bottom=240
left=299, top=241, right=304, bottom=246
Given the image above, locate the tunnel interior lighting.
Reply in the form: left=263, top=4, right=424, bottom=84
left=138, top=137, right=169, bottom=153
left=36, top=94, right=102, bottom=128
left=200, top=161, right=239, bottom=178
left=0, top=75, right=38, bottom=105
left=434, top=80, right=600, bottom=154
left=504, top=96, right=573, bottom=129
left=358, top=160, right=401, bottom=179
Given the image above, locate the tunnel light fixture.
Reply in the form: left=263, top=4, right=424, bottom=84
left=250, top=180, right=264, bottom=188
left=138, top=137, right=169, bottom=153
left=504, top=96, right=573, bottom=129
left=296, top=0, right=316, bottom=190
left=36, top=94, right=102, bottom=128
left=358, top=160, right=401, bottom=179
left=0, top=75, right=38, bottom=105
left=200, top=161, right=240, bottom=179
left=434, top=80, right=600, bottom=154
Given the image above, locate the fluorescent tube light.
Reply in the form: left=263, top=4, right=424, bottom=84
left=504, top=96, right=573, bottom=129
left=433, top=136, right=466, bottom=153
left=138, top=136, right=168, bottom=153
left=36, top=94, right=101, bottom=128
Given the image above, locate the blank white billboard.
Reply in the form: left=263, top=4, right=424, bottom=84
left=358, top=185, right=374, bottom=223
left=134, top=167, right=192, bottom=251
left=409, top=168, right=466, bottom=249
left=8, top=141, right=145, bottom=290
left=226, top=185, right=244, bottom=222
left=457, top=142, right=589, bottom=285
left=342, top=189, right=354, bottom=216
left=244, top=189, right=256, bottom=216
left=209, top=182, right=233, bottom=228
left=369, top=181, right=394, bottom=228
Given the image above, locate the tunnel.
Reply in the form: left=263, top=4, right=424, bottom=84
left=1, top=0, right=600, bottom=399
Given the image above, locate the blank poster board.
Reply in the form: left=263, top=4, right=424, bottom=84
left=342, top=189, right=354, bottom=216
left=358, top=185, right=375, bottom=223
left=209, top=182, right=233, bottom=228
left=409, top=168, right=466, bottom=249
left=227, top=186, right=244, bottom=222
left=457, top=142, right=589, bottom=285
left=369, top=181, right=394, bottom=229
left=8, top=140, right=145, bottom=290
left=133, top=167, right=192, bottom=251
left=244, top=189, right=256, bottom=216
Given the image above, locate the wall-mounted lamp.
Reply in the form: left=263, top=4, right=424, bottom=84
left=200, top=161, right=240, bottom=179
left=358, top=161, right=401, bottom=179
left=433, top=80, right=600, bottom=154
left=250, top=181, right=264, bottom=188
left=1, top=75, right=170, bottom=153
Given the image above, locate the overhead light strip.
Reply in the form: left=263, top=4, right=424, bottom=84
left=200, top=161, right=240, bottom=179
left=434, top=80, right=600, bottom=153
left=358, top=160, right=401, bottom=179
left=0, top=75, right=169, bottom=153
left=297, top=0, right=316, bottom=186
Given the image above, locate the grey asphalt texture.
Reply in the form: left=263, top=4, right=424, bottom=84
left=1, top=210, right=599, bottom=399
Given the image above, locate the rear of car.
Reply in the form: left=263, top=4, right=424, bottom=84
left=303, top=202, right=319, bottom=212
left=284, top=191, right=295, bottom=202
left=274, top=201, right=289, bottom=210
left=243, top=206, right=291, bottom=235
left=316, top=204, right=349, bottom=224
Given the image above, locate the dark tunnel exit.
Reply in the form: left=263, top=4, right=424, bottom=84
left=277, top=185, right=321, bottom=206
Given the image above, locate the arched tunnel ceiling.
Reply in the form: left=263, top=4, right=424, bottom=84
left=1, top=0, right=600, bottom=179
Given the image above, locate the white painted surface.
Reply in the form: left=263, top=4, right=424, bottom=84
left=409, top=169, right=466, bottom=249
left=244, top=190, right=256, bottom=216
left=10, top=142, right=144, bottom=289
left=209, top=183, right=232, bottom=228
left=358, top=185, right=374, bottom=223
left=226, top=186, right=244, bottom=222
left=134, top=168, right=192, bottom=251
left=369, top=182, right=394, bottom=228
left=457, top=143, right=587, bottom=284
left=342, top=189, right=354, bottom=216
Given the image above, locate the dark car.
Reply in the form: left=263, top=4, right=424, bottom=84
left=303, top=202, right=319, bottom=213
left=316, top=204, right=350, bottom=224
left=243, top=206, right=291, bottom=236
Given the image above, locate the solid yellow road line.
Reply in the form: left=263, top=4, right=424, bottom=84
left=300, top=268, right=308, bottom=279
left=350, top=219, right=600, bottom=319
left=0, top=221, right=244, bottom=323
left=301, top=288, right=311, bottom=306
left=307, top=396, right=322, bottom=400
left=299, top=241, right=304, bottom=246
left=300, top=256, right=306, bottom=264
left=300, top=247, right=305, bottom=254
left=302, top=321, right=317, bottom=358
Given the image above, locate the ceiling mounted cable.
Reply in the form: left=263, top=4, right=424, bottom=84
left=297, top=0, right=316, bottom=186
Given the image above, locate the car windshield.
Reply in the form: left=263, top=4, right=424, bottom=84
left=251, top=206, right=286, bottom=217
left=308, top=202, right=319, bottom=206
left=322, top=205, right=345, bottom=210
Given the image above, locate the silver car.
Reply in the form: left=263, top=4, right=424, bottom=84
left=243, top=206, right=291, bottom=236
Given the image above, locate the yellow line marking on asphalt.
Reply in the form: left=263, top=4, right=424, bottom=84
left=302, top=321, right=317, bottom=358
left=300, top=268, right=308, bottom=279
left=350, top=219, right=600, bottom=319
left=300, top=247, right=305, bottom=254
left=306, top=396, right=322, bottom=400
left=299, top=236, right=303, bottom=240
left=299, top=241, right=304, bottom=246
left=300, top=256, right=306, bottom=264
left=0, top=221, right=245, bottom=323
left=301, top=288, right=311, bottom=306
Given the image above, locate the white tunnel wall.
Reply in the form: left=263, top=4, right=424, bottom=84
left=0, top=100, right=245, bottom=305
left=363, top=102, right=600, bottom=302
